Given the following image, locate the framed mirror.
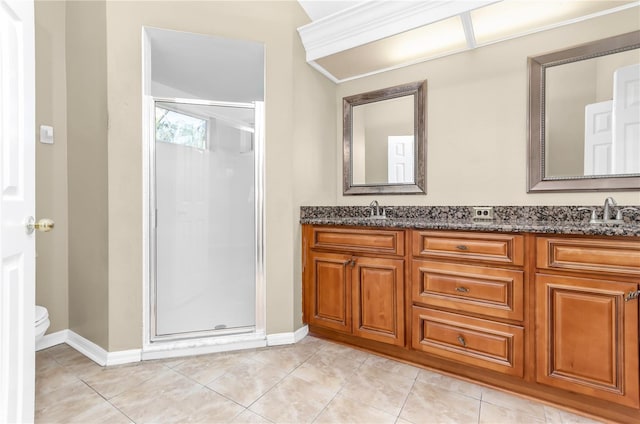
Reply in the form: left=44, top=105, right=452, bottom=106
left=528, top=31, right=640, bottom=192
left=343, top=80, right=427, bottom=195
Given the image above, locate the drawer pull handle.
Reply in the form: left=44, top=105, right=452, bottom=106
left=457, top=335, right=466, bottom=347
left=456, top=245, right=469, bottom=251
left=624, top=290, right=640, bottom=302
left=455, top=287, right=470, bottom=293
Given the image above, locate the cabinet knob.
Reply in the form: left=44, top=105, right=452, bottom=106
left=457, top=335, right=466, bottom=347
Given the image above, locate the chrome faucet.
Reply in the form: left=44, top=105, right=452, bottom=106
left=369, top=200, right=380, bottom=217
left=603, top=197, right=618, bottom=222
left=579, top=197, right=638, bottom=225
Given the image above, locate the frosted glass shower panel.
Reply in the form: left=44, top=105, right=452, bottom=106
left=155, top=101, right=256, bottom=336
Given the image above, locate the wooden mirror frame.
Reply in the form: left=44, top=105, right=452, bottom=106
left=343, top=80, right=427, bottom=195
left=528, top=31, right=640, bottom=192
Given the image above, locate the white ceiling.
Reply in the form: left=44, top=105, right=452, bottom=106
left=297, top=1, right=363, bottom=20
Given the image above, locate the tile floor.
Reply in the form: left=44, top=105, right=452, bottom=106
left=35, top=336, right=602, bottom=424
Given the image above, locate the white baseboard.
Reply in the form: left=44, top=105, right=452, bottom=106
left=294, top=325, right=309, bottom=342
left=266, top=324, right=309, bottom=346
left=36, top=330, right=69, bottom=351
left=37, top=326, right=309, bottom=365
left=105, top=348, right=143, bottom=366
left=66, top=330, right=109, bottom=366
left=37, top=329, right=138, bottom=365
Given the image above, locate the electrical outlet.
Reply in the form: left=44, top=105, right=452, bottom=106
left=471, top=206, right=494, bottom=220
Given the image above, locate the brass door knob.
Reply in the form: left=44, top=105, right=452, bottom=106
left=25, top=217, right=55, bottom=234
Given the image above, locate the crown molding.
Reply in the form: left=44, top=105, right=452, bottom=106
left=297, top=0, right=498, bottom=62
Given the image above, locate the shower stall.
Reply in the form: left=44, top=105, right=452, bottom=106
left=143, top=27, right=265, bottom=350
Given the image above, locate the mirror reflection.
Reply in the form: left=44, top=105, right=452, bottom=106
left=351, top=95, right=414, bottom=185
left=545, top=49, right=640, bottom=178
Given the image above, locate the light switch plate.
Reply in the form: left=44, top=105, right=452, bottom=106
left=40, top=125, right=54, bottom=144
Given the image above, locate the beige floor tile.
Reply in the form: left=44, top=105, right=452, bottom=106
left=400, top=380, right=481, bottom=424
left=250, top=345, right=315, bottom=372
left=290, top=351, right=361, bottom=392
left=35, top=379, right=130, bottom=424
left=480, top=401, right=544, bottom=424
left=314, top=394, right=397, bottom=424
left=361, top=355, right=420, bottom=380
left=297, top=335, right=329, bottom=347
left=36, top=339, right=605, bottom=424
left=45, top=344, right=90, bottom=366
left=173, top=350, right=256, bottom=385
left=481, top=387, right=546, bottom=421
left=42, top=344, right=103, bottom=379
left=36, top=351, right=59, bottom=373
left=82, top=361, right=167, bottom=399
left=339, top=364, right=415, bottom=416
left=416, top=369, right=483, bottom=400
left=174, top=385, right=245, bottom=423
left=249, top=375, right=338, bottom=423
left=206, top=359, right=288, bottom=407
left=319, top=341, right=374, bottom=364
left=36, top=378, right=92, bottom=414
left=231, top=409, right=274, bottom=424
left=35, top=361, right=80, bottom=398
left=109, top=368, right=202, bottom=423
left=544, top=405, right=604, bottom=424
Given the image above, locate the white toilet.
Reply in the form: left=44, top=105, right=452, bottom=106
left=35, top=305, right=50, bottom=343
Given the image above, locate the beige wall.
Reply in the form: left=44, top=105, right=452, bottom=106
left=291, top=11, right=337, bottom=329
left=65, top=0, right=110, bottom=349
left=336, top=8, right=640, bottom=206
left=35, top=0, right=69, bottom=333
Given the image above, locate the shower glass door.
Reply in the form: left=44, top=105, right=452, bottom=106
left=152, top=99, right=258, bottom=340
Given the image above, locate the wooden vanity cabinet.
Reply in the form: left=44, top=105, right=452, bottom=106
left=535, top=236, right=640, bottom=409
left=303, top=226, right=406, bottom=347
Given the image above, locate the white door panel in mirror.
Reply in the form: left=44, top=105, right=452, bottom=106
left=544, top=48, right=639, bottom=178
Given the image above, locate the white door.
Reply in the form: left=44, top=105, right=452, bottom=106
left=612, top=63, right=640, bottom=174
left=584, top=100, right=613, bottom=175
left=0, top=0, right=35, bottom=423
left=387, top=135, right=414, bottom=183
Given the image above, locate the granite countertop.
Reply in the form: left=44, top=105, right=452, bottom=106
left=300, top=206, right=640, bottom=237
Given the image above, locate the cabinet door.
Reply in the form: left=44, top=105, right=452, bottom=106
left=352, top=257, right=405, bottom=346
left=307, top=252, right=352, bottom=333
left=536, top=273, right=639, bottom=408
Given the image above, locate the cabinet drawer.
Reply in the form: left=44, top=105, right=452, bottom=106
left=412, top=307, right=524, bottom=377
left=412, top=260, right=524, bottom=321
left=412, top=231, right=524, bottom=266
left=311, top=227, right=405, bottom=256
left=536, top=237, right=640, bottom=277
